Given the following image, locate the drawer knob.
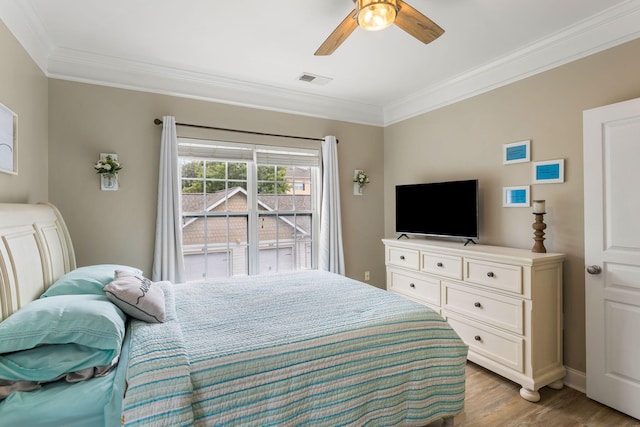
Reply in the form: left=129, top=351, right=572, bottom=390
left=474, top=335, right=482, bottom=341
left=474, top=302, right=482, bottom=308
left=400, top=255, right=405, bottom=260
left=437, top=262, right=444, bottom=267
left=487, top=271, right=495, bottom=278
left=409, top=283, right=415, bottom=288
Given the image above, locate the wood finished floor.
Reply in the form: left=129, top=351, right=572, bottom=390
left=426, top=362, right=640, bottom=427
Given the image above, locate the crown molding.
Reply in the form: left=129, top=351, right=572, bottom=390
left=383, top=0, right=640, bottom=125
left=45, top=48, right=384, bottom=126
left=0, top=1, right=52, bottom=72
left=2, top=1, right=639, bottom=127
left=0, top=2, right=383, bottom=126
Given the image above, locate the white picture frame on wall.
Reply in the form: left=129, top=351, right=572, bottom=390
left=533, top=159, right=564, bottom=184
left=0, top=102, right=18, bottom=175
left=503, top=140, right=530, bottom=165
left=503, top=185, right=530, bottom=207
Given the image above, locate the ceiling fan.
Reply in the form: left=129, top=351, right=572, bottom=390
left=315, top=0, right=444, bottom=56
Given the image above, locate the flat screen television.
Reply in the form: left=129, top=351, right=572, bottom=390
left=395, top=179, right=479, bottom=242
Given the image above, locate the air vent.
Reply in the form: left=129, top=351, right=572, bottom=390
left=297, top=72, right=332, bottom=86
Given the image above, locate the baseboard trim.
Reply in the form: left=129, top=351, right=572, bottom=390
left=563, top=366, right=586, bottom=394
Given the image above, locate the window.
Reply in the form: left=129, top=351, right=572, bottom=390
left=179, top=139, right=320, bottom=281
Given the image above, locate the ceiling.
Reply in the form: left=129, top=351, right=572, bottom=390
left=1, top=0, right=640, bottom=126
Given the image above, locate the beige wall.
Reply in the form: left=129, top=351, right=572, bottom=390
left=47, top=80, right=385, bottom=286
left=0, top=20, right=48, bottom=202
left=384, top=38, right=640, bottom=373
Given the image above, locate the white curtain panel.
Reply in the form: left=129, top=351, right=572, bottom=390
left=152, top=116, right=185, bottom=283
left=319, top=136, right=345, bottom=274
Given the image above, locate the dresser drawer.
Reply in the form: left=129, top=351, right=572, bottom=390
left=387, top=246, right=420, bottom=271
left=421, top=252, right=462, bottom=280
left=389, top=268, right=441, bottom=307
left=443, top=281, right=523, bottom=334
left=446, top=314, right=524, bottom=373
left=464, top=259, right=523, bottom=294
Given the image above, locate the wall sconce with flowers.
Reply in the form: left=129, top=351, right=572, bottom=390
left=353, top=169, right=370, bottom=195
left=94, top=153, right=122, bottom=191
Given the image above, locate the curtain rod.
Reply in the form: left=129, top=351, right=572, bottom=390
left=153, top=118, right=335, bottom=143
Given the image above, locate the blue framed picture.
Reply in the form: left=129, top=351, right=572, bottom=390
left=503, top=140, right=530, bottom=165
left=533, top=159, right=564, bottom=184
left=503, top=186, right=530, bottom=207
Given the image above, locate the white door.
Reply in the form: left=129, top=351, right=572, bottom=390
left=583, top=97, right=640, bottom=419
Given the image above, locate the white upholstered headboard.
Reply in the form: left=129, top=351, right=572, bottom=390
left=0, top=203, right=76, bottom=321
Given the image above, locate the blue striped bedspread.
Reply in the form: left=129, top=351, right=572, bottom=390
left=122, top=270, right=468, bottom=426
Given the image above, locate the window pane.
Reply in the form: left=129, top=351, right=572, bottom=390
left=257, top=165, right=274, bottom=182
left=182, top=178, right=204, bottom=195
left=293, top=213, right=312, bottom=239
left=182, top=215, right=248, bottom=279
left=181, top=159, right=207, bottom=212
left=257, top=165, right=289, bottom=195
left=204, top=161, right=226, bottom=179
left=228, top=162, right=247, bottom=180
left=181, top=159, right=203, bottom=177
left=257, top=214, right=279, bottom=275
left=258, top=247, right=292, bottom=274
left=181, top=181, right=205, bottom=213
left=285, top=214, right=313, bottom=270
left=256, top=166, right=314, bottom=272
left=180, top=142, right=317, bottom=280
left=256, top=213, right=312, bottom=273
left=181, top=159, right=251, bottom=280
left=289, top=167, right=311, bottom=196
left=226, top=183, right=246, bottom=213
left=183, top=252, right=228, bottom=281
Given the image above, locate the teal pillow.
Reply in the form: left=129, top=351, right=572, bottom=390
left=0, top=294, right=126, bottom=354
left=41, top=264, right=142, bottom=297
left=0, top=343, right=118, bottom=383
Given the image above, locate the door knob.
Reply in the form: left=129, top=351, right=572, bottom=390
left=586, top=265, right=602, bottom=275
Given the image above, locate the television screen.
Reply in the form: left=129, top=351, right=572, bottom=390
left=395, top=179, right=479, bottom=240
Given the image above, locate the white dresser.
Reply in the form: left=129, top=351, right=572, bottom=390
left=383, top=238, right=565, bottom=402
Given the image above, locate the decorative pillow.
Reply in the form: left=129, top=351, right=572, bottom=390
left=104, top=270, right=166, bottom=323
left=41, top=264, right=143, bottom=298
left=0, top=294, right=126, bottom=355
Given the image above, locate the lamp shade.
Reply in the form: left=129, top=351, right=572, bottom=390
left=357, top=0, right=397, bottom=31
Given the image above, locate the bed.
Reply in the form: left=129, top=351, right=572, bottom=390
left=0, top=202, right=468, bottom=426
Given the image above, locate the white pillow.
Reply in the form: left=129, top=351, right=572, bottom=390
left=104, top=271, right=166, bottom=323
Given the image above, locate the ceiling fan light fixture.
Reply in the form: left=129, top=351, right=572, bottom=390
left=356, top=0, right=397, bottom=31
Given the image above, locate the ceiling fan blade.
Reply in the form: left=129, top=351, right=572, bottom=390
left=394, top=0, right=444, bottom=45
left=315, top=9, right=358, bottom=56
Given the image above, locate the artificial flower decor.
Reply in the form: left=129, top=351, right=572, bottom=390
left=94, top=155, right=122, bottom=175
left=353, top=170, right=370, bottom=188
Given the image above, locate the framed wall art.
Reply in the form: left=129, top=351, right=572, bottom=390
left=0, top=102, right=17, bottom=175
left=503, top=185, right=530, bottom=207
left=533, top=159, right=564, bottom=184
left=503, top=140, right=530, bottom=165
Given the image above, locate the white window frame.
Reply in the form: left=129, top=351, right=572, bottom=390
left=178, top=138, right=321, bottom=278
